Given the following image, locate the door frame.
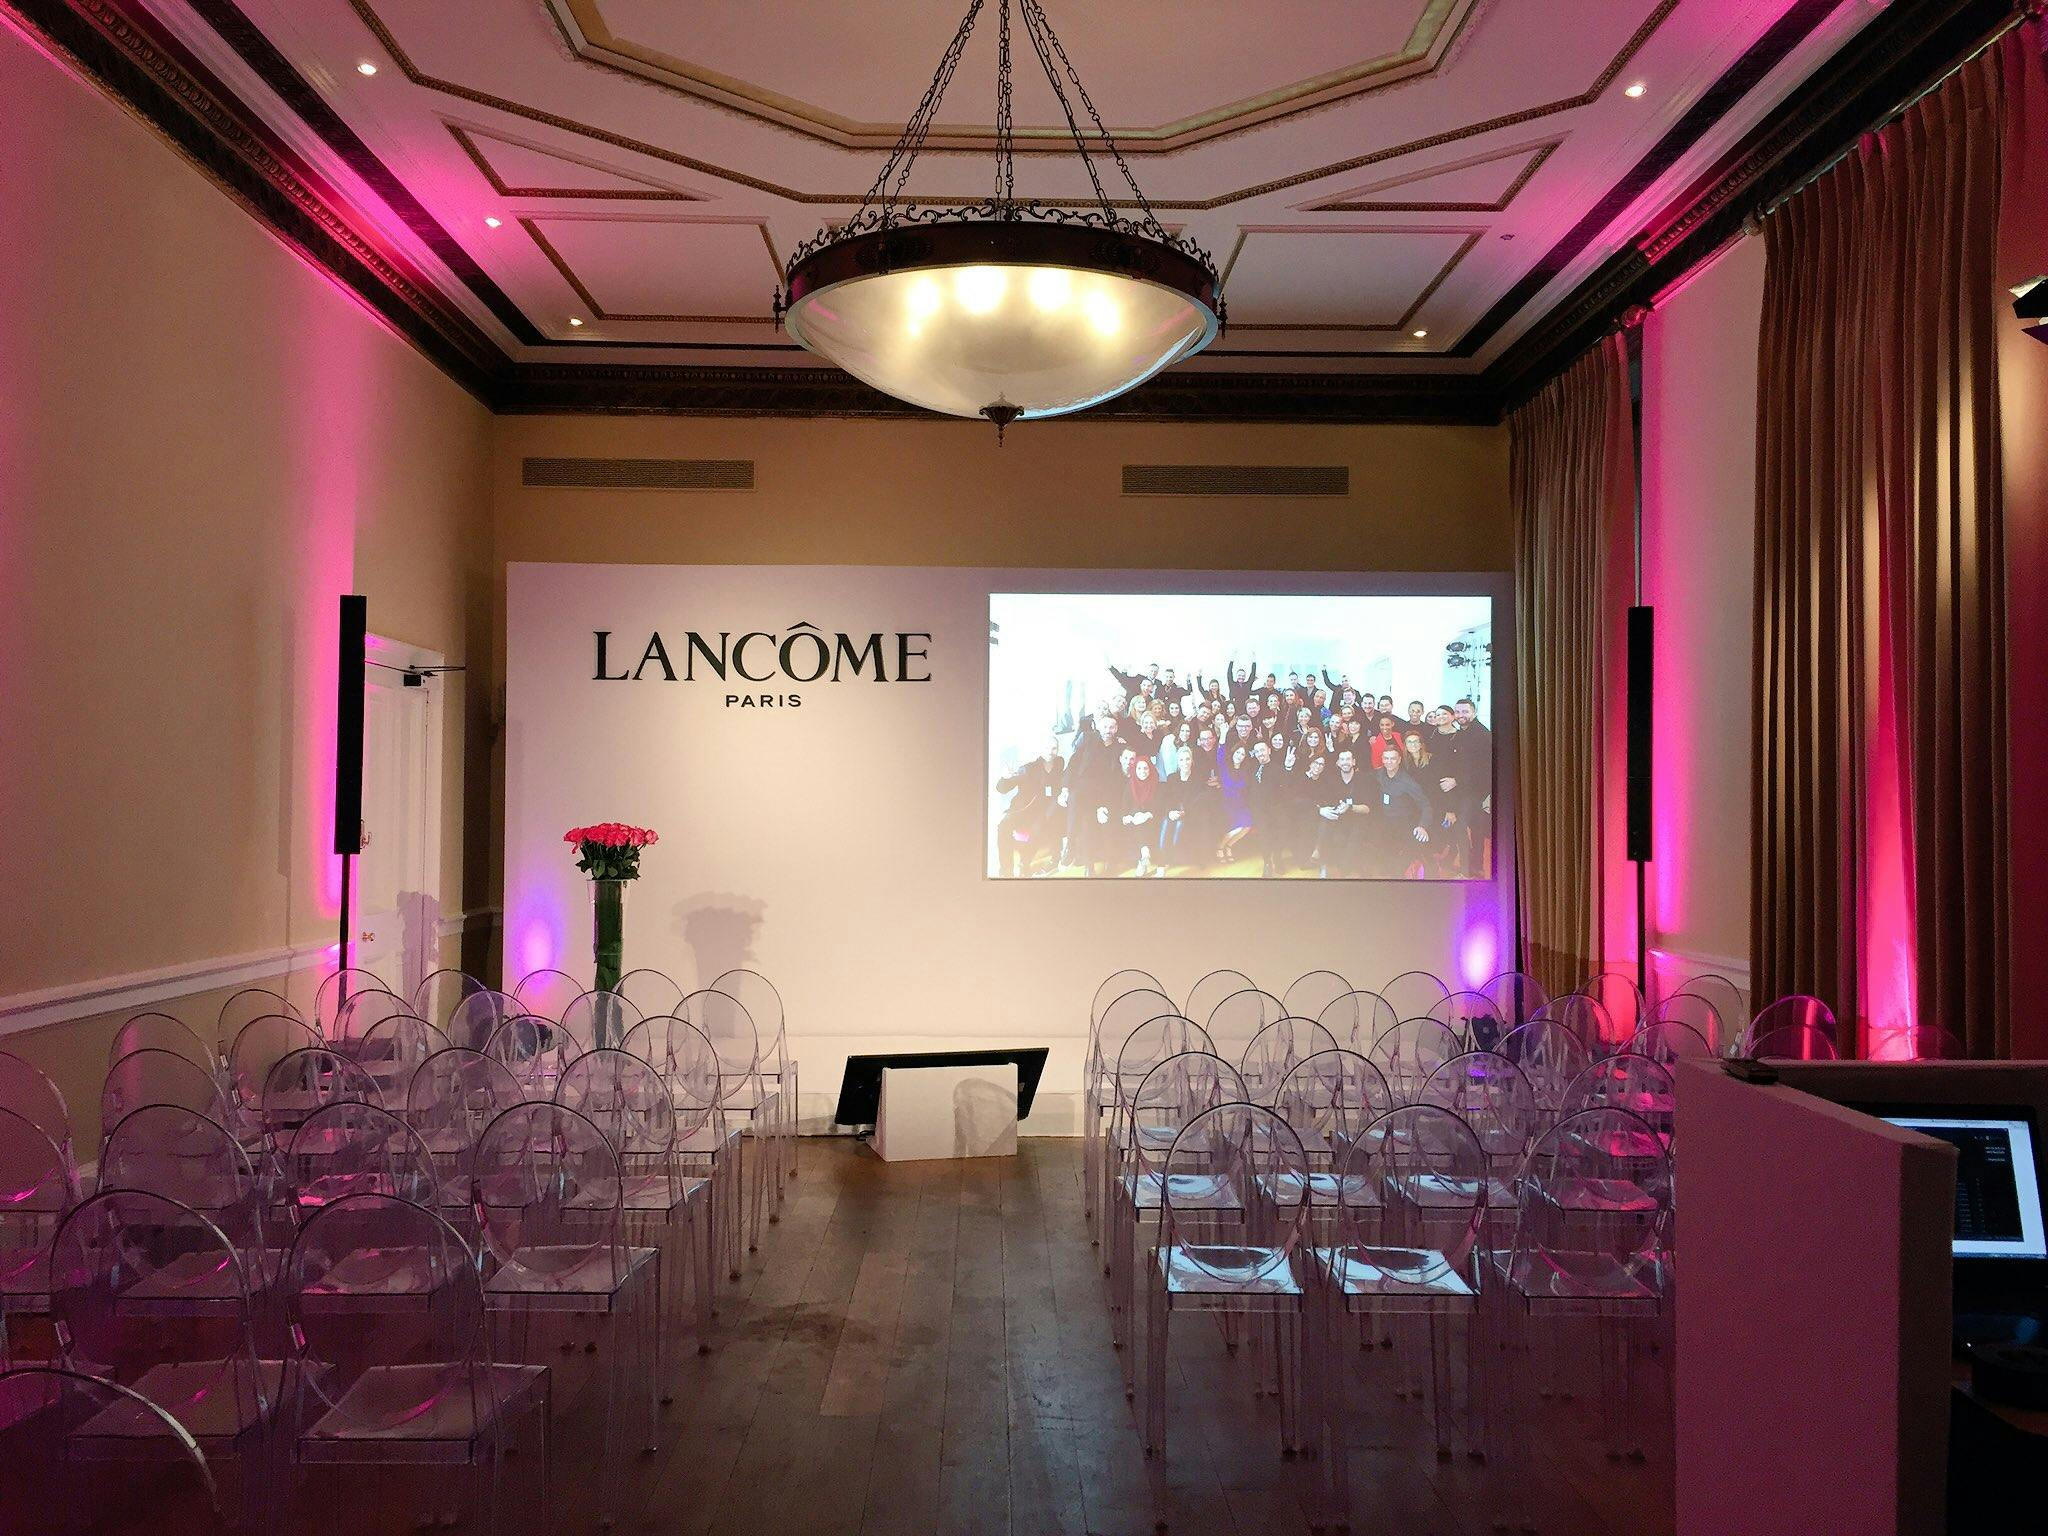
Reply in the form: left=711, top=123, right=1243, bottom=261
left=362, top=632, right=446, bottom=988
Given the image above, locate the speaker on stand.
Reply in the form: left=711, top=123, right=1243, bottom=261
left=1626, top=606, right=1653, bottom=990
left=335, top=595, right=367, bottom=978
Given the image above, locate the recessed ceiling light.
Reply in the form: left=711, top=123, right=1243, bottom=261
left=568, top=317, right=584, bottom=327
left=355, top=60, right=378, bottom=76
left=1412, top=328, right=1429, bottom=339
left=1624, top=81, right=1647, bottom=98
left=483, top=216, right=502, bottom=229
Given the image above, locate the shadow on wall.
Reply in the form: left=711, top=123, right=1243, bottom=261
left=397, top=890, right=442, bottom=1001
left=672, top=894, right=764, bottom=994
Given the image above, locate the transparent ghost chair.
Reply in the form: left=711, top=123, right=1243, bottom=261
left=226, top=1015, right=322, bottom=1125
left=1103, top=1050, right=1246, bottom=1382
left=1480, top=971, right=1550, bottom=1031
left=1561, top=1057, right=1677, bottom=1157
left=620, top=1017, right=743, bottom=1282
left=1269, top=1050, right=1394, bottom=1220
left=354, top=1013, right=451, bottom=1106
left=616, top=968, right=687, bottom=1027
left=1318, top=988, right=1402, bottom=1058
left=483, top=1014, right=573, bottom=1100
left=1085, top=986, right=1180, bottom=1239
left=711, top=969, right=798, bottom=1200
left=0, top=1052, right=71, bottom=1172
left=1736, top=995, right=1840, bottom=1058
left=1625, top=1018, right=1715, bottom=1070
left=49, top=1189, right=281, bottom=1530
left=1140, top=1103, right=1311, bottom=1472
left=1239, top=1017, right=1341, bottom=1107
left=557, top=1048, right=716, bottom=1367
left=1093, top=968, right=1164, bottom=1027
left=562, top=989, right=643, bottom=1059
left=445, top=989, right=524, bottom=1053
left=1381, top=969, right=1452, bottom=1024
left=1281, top=970, right=1353, bottom=1030
left=0, top=1365, right=223, bottom=1534
left=1099, top=1015, right=1212, bottom=1243
left=1746, top=1023, right=1840, bottom=1061
left=1496, top=1018, right=1596, bottom=1115
left=414, top=968, right=488, bottom=1034
left=512, top=968, right=587, bottom=1023
left=257, top=1046, right=379, bottom=1157
left=286, top=1193, right=550, bottom=1534
left=1366, top=1018, right=1461, bottom=1104
left=1492, top=1108, right=1674, bottom=1465
left=1581, top=971, right=1644, bottom=1044
left=0, top=1107, right=77, bottom=1368
left=1430, top=989, right=1510, bottom=1052
left=1673, top=972, right=1746, bottom=1050
left=1205, top=986, right=1288, bottom=1067
left=284, top=1100, right=439, bottom=1218
left=1315, top=1104, right=1491, bottom=1507
left=217, top=987, right=301, bottom=1059
left=1644, top=990, right=1725, bottom=1055
left=1867, top=1025, right=1968, bottom=1061
left=405, top=1047, right=525, bottom=1228
left=1420, top=1051, right=1541, bottom=1177
left=99, top=1106, right=287, bottom=1298
left=311, top=968, right=386, bottom=1036
left=678, top=989, right=777, bottom=1256
left=1184, top=968, right=1258, bottom=1029
left=473, top=1102, right=661, bottom=1522
left=1533, top=993, right=1614, bottom=1052
left=328, top=986, right=410, bottom=1050
left=109, top=1011, right=217, bottom=1080
left=103, top=1050, right=237, bottom=1155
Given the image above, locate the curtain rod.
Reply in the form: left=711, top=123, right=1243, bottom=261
left=1750, top=3, right=2037, bottom=228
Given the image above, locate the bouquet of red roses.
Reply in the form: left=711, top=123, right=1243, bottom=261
left=563, top=822, right=658, bottom=881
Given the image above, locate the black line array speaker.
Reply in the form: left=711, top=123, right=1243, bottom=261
left=334, top=594, right=367, bottom=856
left=1626, top=605, right=1653, bottom=863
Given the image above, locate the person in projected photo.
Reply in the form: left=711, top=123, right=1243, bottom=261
left=1374, top=743, right=1432, bottom=877
left=1404, top=728, right=1460, bottom=877
left=1056, top=713, right=1124, bottom=871
left=1155, top=739, right=1188, bottom=860
left=1217, top=739, right=1256, bottom=865
left=1120, top=757, right=1161, bottom=876
left=1316, top=747, right=1373, bottom=876
left=994, top=737, right=1065, bottom=877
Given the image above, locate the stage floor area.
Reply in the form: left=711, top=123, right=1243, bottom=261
left=632, top=1138, right=1674, bottom=1536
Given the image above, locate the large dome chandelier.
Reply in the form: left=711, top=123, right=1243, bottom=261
left=773, top=0, right=1224, bottom=436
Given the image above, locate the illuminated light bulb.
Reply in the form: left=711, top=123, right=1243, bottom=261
left=907, top=277, right=942, bottom=320
left=1412, top=328, right=1428, bottom=339
left=1085, top=291, right=1120, bottom=336
left=1623, top=81, right=1646, bottom=98
left=484, top=216, right=502, bottom=229
left=568, top=317, right=584, bottom=328
left=954, top=266, right=1006, bottom=314
left=356, top=61, right=379, bottom=76
left=1028, top=269, right=1072, bottom=311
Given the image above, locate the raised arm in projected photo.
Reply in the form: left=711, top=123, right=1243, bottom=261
left=986, top=591, right=1494, bottom=880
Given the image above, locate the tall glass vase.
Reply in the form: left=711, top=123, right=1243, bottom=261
left=590, top=877, right=627, bottom=994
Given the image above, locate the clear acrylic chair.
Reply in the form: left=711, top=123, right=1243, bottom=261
left=616, top=968, right=687, bottom=1026
left=1105, top=1051, right=1246, bottom=1393
left=311, top=968, right=386, bottom=1036
left=99, top=1105, right=286, bottom=1297
left=619, top=1017, right=743, bottom=1283
left=1205, top=986, right=1287, bottom=1066
left=1625, top=1019, right=1714, bottom=1068
left=1093, top=968, right=1164, bottom=1027
left=1239, top=1017, right=1341, bottom=1106
left=0, top=1365, right=223, bottom=1532
left=1867, top=1025, right=1968, bottom=1061
left=1281, top=970, right=1353, bottom=1029
left=558, top=1049, right=716, bottom=1367
left=677, top=989, right=778, bottom=1257
left=0, top=1107, right=77, bottom=1368
left=1366, top=1018, right=1461, bottom=1104
left=1316, top=989, right=1398, bottom=1054
left=1496, top=1018, right=1595, bottom=1115
left=1381, top=969, right=1452, bottom=1024
left=1315, top=1103, right=1490, bottom=1510
left=405, top=1047, right=525, bottom=1228
left=1420, top=1051, right=1540, bottom=1177
left=227, top=1016, right=322, bottom=1123
left=1581, top=971, right=1643, bottom=1043
left=1746, top=1023, right=1839, bottom=1060
left=1270, top=1049, right=1394, bottom=1220
left=1184, top=968, right=1258, bottom=1029
left=1561, top=1057, right=1677, bottom=1157
left=414, top=968, right=489, bottom=1034
left=1100, top=1017, right=1213, bottom=1249
left=329, top=987, right=411, bottom=1048
left=473, top=1103, right=661, bottom=1521
left=1480, top=971, right=1550, bottom=1031
left=286, top=1192, right=549, bottom=1534
left=355, top=1013, right=451, bottom=1107
left=109, top=1011, right=216, bottom=1079
left=49, top=1189, right=281, bottom=1529
left=256, top=1046, right=380, bottom=1155
left=1431, top=989, right=1510, bottom=1052
left=710, top=969, right=797, bottom=1198
left=483, top=1014, right=573, bottom=1100
left=1645, top=991, right=1725, bottom=1054
left=445, top=989, right=524, bottom=1053
left=218, top=988, right=301, bottom=1059
left=1673, top=973, right=1746, bottom=1049
left=103, top=1049, right=235, bottom=1150
left=562, top=990, right=643, bottom=1058
left=1086, top=987, right=1180, bottom=1238
left=284, top=1101, right=438, bottom=1216
left=511, top=968, right=586, bottom=1023
left=1492, top=1108, right=1674, bottom=1464
left=1533, top=993, right=1614, bottom=1052
left=1141, top=1103, right=1311, bottom=1473
left=1737, top=995, right=1839, bottom=1058
left=0, top=1052, right=71, bottom=1172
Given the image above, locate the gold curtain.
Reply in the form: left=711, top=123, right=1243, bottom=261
left=1510, top=334, right=1635, bottom=999
left=1754, top=27, right=2024, bottom=1056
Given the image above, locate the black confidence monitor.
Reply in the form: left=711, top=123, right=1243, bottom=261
left=1853, top=1104, right=2048, bottom=1283
left=834, top=1048, right=1050, bottom=1128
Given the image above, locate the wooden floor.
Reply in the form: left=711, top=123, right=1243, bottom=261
left=603, top=1138, right=1675, bottom=1536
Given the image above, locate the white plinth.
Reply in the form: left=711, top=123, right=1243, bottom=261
left=874, top=1063, right=1019, bottom=1162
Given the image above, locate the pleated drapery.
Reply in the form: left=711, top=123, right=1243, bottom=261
left=1752, top=26, right=2031, bottom=1057
left=1510, top=334, right=1636, bottom=999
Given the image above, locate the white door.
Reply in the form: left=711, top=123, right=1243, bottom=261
left=356, top=637, right=443, bottom=999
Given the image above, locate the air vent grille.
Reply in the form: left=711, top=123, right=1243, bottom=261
left=522, top=457, right=754, bottom=490
left=1121, top=464, right=1348, bottom=497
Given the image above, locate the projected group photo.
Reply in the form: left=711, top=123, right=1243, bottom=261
left=987, top=591, right=1495, bottom=881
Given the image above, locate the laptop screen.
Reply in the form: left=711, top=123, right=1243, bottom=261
left=1873, top=1111, right=2048, bottom=1261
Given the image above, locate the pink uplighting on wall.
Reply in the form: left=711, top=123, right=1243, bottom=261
left=1457, top=916, right=1500, bottom=990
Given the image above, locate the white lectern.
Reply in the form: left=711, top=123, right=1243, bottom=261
left=874, top=1062, right=1019, bottom=1163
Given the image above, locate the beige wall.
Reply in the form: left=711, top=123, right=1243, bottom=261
left=1640, top=235, right=1767, bottom=1007
left=0, top=27, right=493, bottom=1138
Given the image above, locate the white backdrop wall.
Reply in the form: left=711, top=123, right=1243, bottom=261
left=506, top=563, right=1516, bottom=1133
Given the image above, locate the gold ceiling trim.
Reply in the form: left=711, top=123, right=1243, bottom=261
left=522, top=214, right=783, bottom=325
left=545, top=0, right=1473, bottom=154
left=349, top=0, right=1677, bottom=210
left=447, top=123, right=704, bottom=199
left=1299, top=138, right=1562, bottom=213
left=1218, top=226, right=1485, bottom=332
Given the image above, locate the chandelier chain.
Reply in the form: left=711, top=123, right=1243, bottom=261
left=994, top=0, right=1017, bottom=214
left=1015, top=0, right=1167, bottom=241
left=859, top=0, right=986, bottom=227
